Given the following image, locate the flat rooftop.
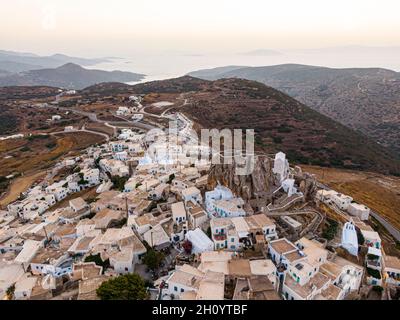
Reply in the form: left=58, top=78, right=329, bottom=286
left=384, top=256, right=400, bottom=270
left=283, top=250, right=305, bottom=263
left=270, top=238, right=297, bottom=254
left=30, top=247, right=66, bottom=264
left=228, top=259, right=252, bottom=277
left=284, top=271, right=330, bottom=299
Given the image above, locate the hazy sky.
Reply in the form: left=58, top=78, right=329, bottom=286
left=2, top=0, right=400, bottom=57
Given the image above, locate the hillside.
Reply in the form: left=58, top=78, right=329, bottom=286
left=0, top=63, right=145, bottom=90
left=0, top=85, right=60, bottom=101
left=158, top=77, right=400, bottom=175
left=130, top=75, right=209, bottom=93
left=0, top=50, right=109, bottom=72
left=188, top=64, right=400, bottom=155
left=51, top=76, right=400, bottom=175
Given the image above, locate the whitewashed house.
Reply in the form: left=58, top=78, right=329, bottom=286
left=384, top=256, right=400, bottom=286
left=205, top=185, right=234, bottom=213
left=347, top=203, right=370, bottom=221
left=114, top=151, right=129, bottom=161
left=187, top=205, right=208, bottom=229
left=181, top=186, right=202, bottom=205
left=361, top=230, right=381, bottom=249
left=185, top=228, right=214, bottom=254
left=30, top=247, right=72, bottom=277
left=14, top=275, right=38, bottom=300
left=272, top=152, right=290, bottom=183
left=46, top=181, right=69, bottom=202
left=171, top=202, right=187, bottom=224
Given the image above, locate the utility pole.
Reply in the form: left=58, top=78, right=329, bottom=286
left=125, top=195, right=129, bottom=220
left=43, top=225, right=50, bottom=245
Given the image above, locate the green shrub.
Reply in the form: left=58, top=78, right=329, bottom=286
left=96, top=273, right=147, bottom=300
left=366, top=267, right=381, bottom=279
left=142, top=248, right=164, bottom=271
left=322, top=218, right=339, bottom=241
left=111, top=175, right=129, bottom=192
left=84, top=253, right=110, bottom=271
left=372, top=285, right=383, bottom=293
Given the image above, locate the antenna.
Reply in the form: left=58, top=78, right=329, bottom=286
left=43, top=225, right=50, bottom=244
left=125, top=195, right=129, bottom=219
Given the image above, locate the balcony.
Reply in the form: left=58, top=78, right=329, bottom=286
left=213, top=233, right=227, bottom=241
left=366, top=253, right=382, bottom=271
left=386, top=273, right=400, bottom=282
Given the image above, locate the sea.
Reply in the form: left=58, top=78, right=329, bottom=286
left=85, top=49, right=400, bottom=84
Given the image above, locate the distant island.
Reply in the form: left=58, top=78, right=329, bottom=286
left=0, top=50, right=112, bottom=73
left=0, top=63, right=145, bottom=90
left=239, top=49, right=283, bottom=56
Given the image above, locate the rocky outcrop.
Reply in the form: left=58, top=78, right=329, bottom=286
left=207, top=157, right=318, bottom=203
left=293, top=166, right=317, bottom=201
left=207, top=156, right=275, bottom=200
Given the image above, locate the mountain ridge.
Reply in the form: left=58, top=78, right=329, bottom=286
left=188, top=64, right=400, bottom=155
left=0, top=63, right=145, bottom=90
left=0, top=50, right=110, bottom=72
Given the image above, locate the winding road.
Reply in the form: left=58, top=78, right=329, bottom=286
left=49, top=125, right=111, bottom=141
left=44, top=103, right=157, bottom=136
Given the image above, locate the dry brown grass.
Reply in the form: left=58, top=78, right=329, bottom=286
left=142, top=93, right=178, bottom=105
left=79, top=102, right=116, bottom=113
left=0, top=139, right=28, bottom=153
left=0, top=132, right=104, bottom=177
left=47, top=186, right=98, bottom=211
left=0, top=136, right=73, bottom=176
left=303, top=165, right=400, bottom=230
left=85, top=123, right=114, bottom=136
left=54, top=132, right=105, bottom=149
left=0, top=132, right=104, bottom=208
left=0, top=170, right=46, bottom=208
left=318, top=203, right=347, bottom=224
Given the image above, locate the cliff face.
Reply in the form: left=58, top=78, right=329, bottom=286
left=293, top=166, right=318, bottom=201
left=207, top=156, right=318, bottom=202
left=207, top=156, right=275, bottom=200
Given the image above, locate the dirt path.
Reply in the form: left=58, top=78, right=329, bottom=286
left=0, top=171, right=46, bottom=208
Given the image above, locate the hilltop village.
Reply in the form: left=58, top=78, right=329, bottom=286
left=0, top=92, right=399, bottom=301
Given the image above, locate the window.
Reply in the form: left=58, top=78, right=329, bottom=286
left=181, top=288, right=184, bottom=293
left=174, top=286, right=178, bottom=292
left=231, top=238, right=234, bottom=242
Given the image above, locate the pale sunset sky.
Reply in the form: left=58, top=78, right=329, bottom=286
left=1, top=0, right=400, bottom=57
